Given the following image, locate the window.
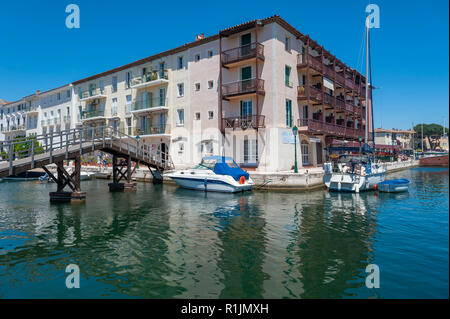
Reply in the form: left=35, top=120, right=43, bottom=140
left=126, top=95, right=132, bottom=113
left=195, top=83, right=201, bottom=91
left=208, top=80, right=213, bottom=89
left=244, top=138, right=258, bottom=164
left=126, top=72, right=132, bottom=88
left=179, top=143, right=184, bottom=152
left=208, top=50, right=213, bottom=58
left=177, top=83, right=184, bottom=97
left=240, top=100, right=252, bottom=118
left=112, top=76, right=118, bottom=93
left=208, top=111, right=214, bottom=119
left=301, top=141, right=310, bottom=166
left=285, top=65, right=292, bottom=87
left=178, top=56, right=184, bottom=69
left=195, top=53, right=201, bottom=62
left=57, top=93, right=61, bottom=100
left=195, top=112, right=200, bottom=120
left=285, top=36, right=291, bottom=52
left=177, top=109, right=185, bottom=126
left=66, top=90, right=71, bottom=98
left=286, top=99, right=293, bottom=127
left=112, top=98, right=118, bottom=116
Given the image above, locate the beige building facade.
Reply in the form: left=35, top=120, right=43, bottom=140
left=2, top=16, right=368, bottom=172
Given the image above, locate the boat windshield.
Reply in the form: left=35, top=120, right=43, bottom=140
left=194, top=159, right=217, bottom=170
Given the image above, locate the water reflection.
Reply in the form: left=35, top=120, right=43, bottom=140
left=0, top=168, right=448, bottom=298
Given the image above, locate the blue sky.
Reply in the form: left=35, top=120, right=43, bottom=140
left=0, top=0, right=448, bottom=130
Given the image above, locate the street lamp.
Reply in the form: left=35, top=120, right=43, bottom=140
left=136, top=135, right=140, bottom=169
left=292, top=125, right=298, bottom=173
left=358, top=135, right=363, bottom=155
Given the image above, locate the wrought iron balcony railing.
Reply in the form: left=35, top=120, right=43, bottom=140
left=222, top=115, right=265, bottom=130
left=297, top=118, right=364, bottom=140
left=132, top=97, right=167, bottom=112
left=134, top=124, right=170, bottom=136
left=221, top=42, right=264, bottom=66
left=222, top=78, right=265, bottom=98
left=81, top=110, right=105, bottom=120
left=131, top=70, right=169, bottom=87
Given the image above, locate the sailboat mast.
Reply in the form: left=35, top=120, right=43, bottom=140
left=365, top=17, right=370, bottom=144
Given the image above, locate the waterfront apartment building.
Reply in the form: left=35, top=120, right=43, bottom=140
left=1, top=15, right=368, bottom=172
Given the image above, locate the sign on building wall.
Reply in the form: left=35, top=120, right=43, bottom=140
left=282, top=131, right=295, bottom=144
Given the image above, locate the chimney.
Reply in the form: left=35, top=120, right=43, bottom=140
left=196, top=33, right=205, bottom=41
left=36, top=90, right=41, bottom=95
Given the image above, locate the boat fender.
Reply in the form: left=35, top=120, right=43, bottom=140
left=239, top=176, right=246, bottom=184
left=374, top=184, right=378, bottom=191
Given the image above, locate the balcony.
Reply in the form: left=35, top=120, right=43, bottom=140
left=297, top=118, right=364, bottom=140
left=222, top=78, right=265, bottom=99
left=323, top=64, right=335, bottom=79
left=63, top=115, right=71, bottom=123
left=53, top=117, right=61, bottom=125
left=297, top=85, right=323, bottom=103
left=81, top=109, right=106, bottom=121
left=25, top=106, right=39, bottom=114
left=323, top=92, right=335, bottom=107
left=297, top=53, right=323, bottom=73
left=345, top=76, right=354, bottom=91
left=1, top=125, right=26, bottom=134
left=130, top=70, right=169, bottom=89
left=221, top=42, right=264, bottom=67
left=345, top=100, right=357, bottom=113
left=79, top=88, right=107, bottom=102
left=134, top=124, right=170, bottom=137
left=41, top=120, right=47, bottom=127
left=335, top=72, right=345, bottom=87
left=336, top=96, right=345, bottom=111
left=222, top=115, right=265, bottom=130
left=131, top=97, right=168, bottom=115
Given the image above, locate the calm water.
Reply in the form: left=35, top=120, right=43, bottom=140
left=0, top=167, right=448, bottom=299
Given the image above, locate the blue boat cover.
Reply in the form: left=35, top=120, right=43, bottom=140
left=210, top=156, right=250, bottom=181
left=378, top=179, right=410, bottom=185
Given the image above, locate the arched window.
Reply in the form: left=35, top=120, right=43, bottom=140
left=301, top=140, right=310, bottom=166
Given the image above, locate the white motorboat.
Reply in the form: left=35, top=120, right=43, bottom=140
left=40, top=171, right=94, bottom=182
left=165, top=156, right=254, bottom=193
left=324, top=155, right=386, bottom=193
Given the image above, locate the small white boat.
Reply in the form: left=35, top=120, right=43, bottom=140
left=166, top=156, right=254, bottom=193
left=377, top=179, right=410, bottom=193
left=324, top=154, right=386, bottom=193
left=40, top=171, right=93, bottom=182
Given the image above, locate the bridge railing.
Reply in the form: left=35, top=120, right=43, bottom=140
left=1, top=125, right=173, bottom=176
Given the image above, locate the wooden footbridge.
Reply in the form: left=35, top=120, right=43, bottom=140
left=0, top=126, right=173, bottom=202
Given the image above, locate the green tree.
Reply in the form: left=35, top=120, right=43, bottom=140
left=413, top=123, right=449, bottom=151
left=1, top=135, right=44, bottom=160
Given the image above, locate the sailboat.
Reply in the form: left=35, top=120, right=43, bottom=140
left=323, top=16, right=386, bottom=193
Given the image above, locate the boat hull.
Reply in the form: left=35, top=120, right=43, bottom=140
left=419, top=154, right=448, bottom=167
left=377, top=179, right=410, bottom=193
left=169, top=176, right=253, bottom=193
left=324, top=172, right=385, bottom=193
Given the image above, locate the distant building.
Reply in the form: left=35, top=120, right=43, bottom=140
left=374, top=128, right=415, bottom=153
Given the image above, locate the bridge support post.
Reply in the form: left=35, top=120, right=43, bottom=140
left=108, top=155, right=136, bottom=192
left=46, top=157, right=86, bottom=203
